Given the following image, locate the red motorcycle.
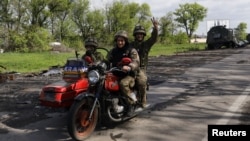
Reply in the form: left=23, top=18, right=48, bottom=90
left=39, top=48, right=109, bottom=108
left=67, top=58, right=145, bottom=141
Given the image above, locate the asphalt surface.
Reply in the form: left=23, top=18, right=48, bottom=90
left=0, top=45, right=250, bottom=141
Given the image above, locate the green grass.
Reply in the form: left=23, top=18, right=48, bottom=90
left=0, top=52, right=76, bottom=73
left=149, top=43, right=206, bottom=56
left=0, top=43, right=206, bottom=73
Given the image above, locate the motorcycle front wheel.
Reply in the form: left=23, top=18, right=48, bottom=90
left=67, top=98, right=98, bottom=141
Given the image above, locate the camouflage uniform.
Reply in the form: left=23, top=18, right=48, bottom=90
left=130, top=22, right=158, bottom=108
left=107, top=30, right=140, bottom=105
left=82, top=37, right=104, bottom=65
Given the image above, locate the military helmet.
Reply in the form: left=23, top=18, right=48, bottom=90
left=133, top=25, right=146, bottom=36
left=85, top=37, right=98, bottom=48
left=114, top=30, right=128, bottom=41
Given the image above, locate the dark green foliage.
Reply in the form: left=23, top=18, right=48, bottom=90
left=6, top=27, right=52, bottom=52
left=1, top=1, right=243, bottom=52
left=8, top=31, right=28, bottom=52
left=26, top=27, right=52, bottom=52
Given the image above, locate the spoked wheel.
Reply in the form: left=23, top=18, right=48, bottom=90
left=67, top=98, right=98, bottom=141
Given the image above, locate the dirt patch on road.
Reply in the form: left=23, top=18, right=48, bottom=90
left=0, top=46, right=249, bottom=129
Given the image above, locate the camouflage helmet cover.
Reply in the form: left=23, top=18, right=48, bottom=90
left=114, top=30, right=128, bottom=41
left=133, top=25, right=146, bottom=36
left=85, top=37, right=98, bottom=48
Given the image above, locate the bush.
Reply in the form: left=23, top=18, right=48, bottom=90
left=6, top=27, right=52, bottom=52
left=8, top=31, right=28, bottom=52
left=65, top=38, right=83, bottom=51
left=25, top=27, right=52, bottom=52
left=159, top=31, right=189, bottom=45
left=173, top=32, right=189, bottom=44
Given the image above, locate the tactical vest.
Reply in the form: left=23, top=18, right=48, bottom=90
left=131, top=42, right=149, bottom=69
left=109, top=46, right=133, bottom=67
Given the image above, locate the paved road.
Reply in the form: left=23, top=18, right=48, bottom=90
left=1, top=47, right=250, bottom=141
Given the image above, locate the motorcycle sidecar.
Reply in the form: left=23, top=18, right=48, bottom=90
left=39, top=58, right=89, bottom=108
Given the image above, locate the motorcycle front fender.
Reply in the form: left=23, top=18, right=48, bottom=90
left=74, top=92, right=96, bottom=101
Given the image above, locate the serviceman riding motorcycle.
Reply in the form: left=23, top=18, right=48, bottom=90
left=130, top=17, right=159, bottom=108
left=82, top=37, right=105, bottom=65
left=107, top=30, right=140, bottom=114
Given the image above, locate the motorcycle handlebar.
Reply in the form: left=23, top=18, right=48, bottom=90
left=108, top=67, right=129, bottom=77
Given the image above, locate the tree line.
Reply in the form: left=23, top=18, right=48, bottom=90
left=0, top=0, right=246, bottom=52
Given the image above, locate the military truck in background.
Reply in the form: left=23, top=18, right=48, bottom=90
left=246, top=33, right=250, bottom=43
left=206, top=25, right=239, bottom=50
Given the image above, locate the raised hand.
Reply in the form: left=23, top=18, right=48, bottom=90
left=151, top=17, right=158, bottom=29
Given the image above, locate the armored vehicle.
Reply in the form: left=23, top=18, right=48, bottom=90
left=206, top=25, right=238, bottom=50
left=246, top=33, right=250, bottom=43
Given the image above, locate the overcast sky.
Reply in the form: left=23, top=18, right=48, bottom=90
left=90, top=0, right=250, bottom=35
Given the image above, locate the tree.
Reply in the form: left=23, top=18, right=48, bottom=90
left=28, top=0, right=50, bottom=27
left=104, top=1, right=152, bottom=43
left=137, top=3, right=151, bottom=24
left=159, top=12, right=178, bottom=44
left=86, top=10, right=105, bottom=39
left=0, top=0, right=157, bottom=52
left=0, top=0, right=13, bottom=31
left=0, top=0, right=14, bottom=49
left=174, top=2, right=207, bottom=42
left=135, top=3, right=152, bottom=36
left=71, top=0, right=90, bottom=41
left=9, top=0, right=29, bottom=32
left=235, top=22, right=247, bottom=41
left=48, top=0, right=72, bottom=40
left=105, top=1, right=132, bottom=33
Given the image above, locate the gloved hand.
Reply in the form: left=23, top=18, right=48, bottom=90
left=84, top=56, right=93, bottom=64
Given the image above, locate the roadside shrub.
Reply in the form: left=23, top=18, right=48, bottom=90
left=66, top=38, right=83, bottom=51
left=25, top=27, right=52, bottom=52
left=173, top=32, right=189, bottom=44
left=159, top=32, right=189, bottom=45
left=6, top=27, right=52, bottom=52
left=8, top=31, right=28, bottom=52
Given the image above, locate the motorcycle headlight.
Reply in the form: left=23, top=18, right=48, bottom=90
left=88, top=70, right=100, bottom=84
